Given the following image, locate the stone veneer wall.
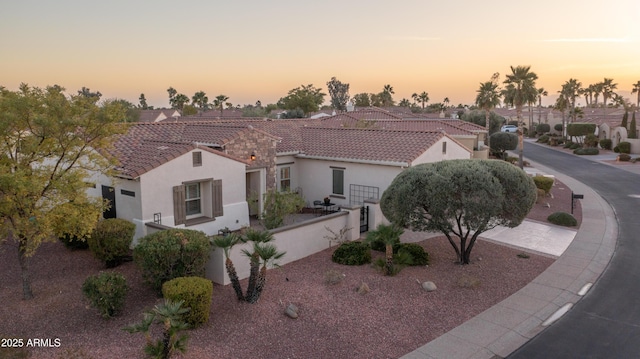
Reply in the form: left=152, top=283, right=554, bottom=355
left=225, top=130, right=278, bottom=189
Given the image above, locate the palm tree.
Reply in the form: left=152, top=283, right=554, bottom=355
left=475, top=80, right=501, bottom=150
left=443, top=97, right=450, bottom=108
left=502, top=65, right=538, bottom=168
left=631, top=81, right=640, bottom=109
left=601, top=78, right=618, bottom=121
left=537, top=88, right=548, bottom=124
left=417, top=91, right=429, bottom=109
left=214, top=94, right=229, bottom=117
left=592, top=82, right=603, bottom=107
left=411, top=92, right=418, bottom=105
left=250, top=242, right=286, bottom=303
left=212, top=234, right=244, bottom=301
left=191, top=91, right=209, bottom=113
left=173, top=93, right=190, bottom=112
left=555, top=93, right=569, bottom=139
left=562, top=79, right=582, bottom=123
left=383, top=84, right=394, bottom=95
left=365, top=224, right=404, bottom=276
left=241, top=229, right=282, bottom=303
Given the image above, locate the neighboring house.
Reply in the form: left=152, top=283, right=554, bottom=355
left=137, top=109, right=181, bottom=123
left=99, top=122, right=279, bottom=240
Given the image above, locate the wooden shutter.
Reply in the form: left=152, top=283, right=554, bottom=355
left=212, top=179, right=223, bottom=217
left=173, top=185, right=186, bottom=225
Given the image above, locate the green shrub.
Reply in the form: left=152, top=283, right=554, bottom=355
left=392, top=243, right=429, bottom=266
left=60, top=233, right=89, bottom=250
left=88, top=218, right=136, bottom=268
left=532, top=175, right=554, bottom=195
left=573, top=147, right=599, bottom=155
left=618, top=154, right=631, bottom=162
left=567, top=123, right=596, bottom=137
left=82, top=272, right=127, bottom=318
left=490, top=132, right=518, bottom=159
left=618, top=141, right=631, bottom=154
left=537, top=134, right=550, bottom=144
left=584, top=134, right=599, bottom=148
left=162, top=276, right=213, bottom=328
left=369, top=235, right=400, bottom=252
left=614, top=145, right=620, bottom=153
left=505, top=156, right=518, bottom=164
left=133, top=229, right=211, bottom=293
left=599, top=138, right=612, bottom=150
left=570, top=143, right=581, bottom=150
left=331, top=241, right=371, bottom=265
left=536, top=123, right=550, bottom=134
left=563, top=141, right=574, bottom=149
left=554, top=123, right=563, bottom=132
left=549, top=137, right=564, bottom=146
left=547, top=212, right=577, bottom=227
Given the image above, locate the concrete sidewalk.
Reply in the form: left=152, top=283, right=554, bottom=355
left=401, top=159, right=617, bottom=359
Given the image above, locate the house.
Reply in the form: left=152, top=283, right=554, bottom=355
left=137, top=109, right=181, bottom=123
left=99, top=122, right=279, bottom=240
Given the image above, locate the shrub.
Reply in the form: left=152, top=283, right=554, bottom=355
left=599, top=138, right=612, bottom=150
left=82, top=272, right=127, bottom=318
left=563, top=141, right=574, bottom=149
left=331, top=241, right=371, bottom=265
left=536, top=123, right=550, bottom=134
left=369, top=235, right=400, bottom=252
left=133, top=229, right=211, bottom=293
left=573, top=148, right=599, bottom=155
left=324, top=269, right=345, bottom=285
left=618, top=141, right=631, bottom=154
left=567, top=123, right=596, bottom=137
left=532, top=175, right=554, bottom=195
left=162, top=276, right=213, bottom=328
left=554, top=123, right=563, bottom=132
left=614, top=145, right=620, bottom=153
left=392, top=243, right=429, bottom=266
left=547, top=212, right=577, bottom=227
left=505, top=156, right=518, bottom=164
left=489, top=132, right=518, bottom=159
left=88, top=218, right=136, bottom=268
left=570, top=143, right=581, bottom=150
left=60, top=233, right=89, bottom=250
left=537, top=134, right=550, bottom=144
left=618, top=154, right=631, bottom=162
left=584, top=134, right=599, bottom=148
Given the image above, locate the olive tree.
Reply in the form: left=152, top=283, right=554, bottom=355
left=381, top=159, right=536, bottom=264
left=489, top=132, right=518, bottom=159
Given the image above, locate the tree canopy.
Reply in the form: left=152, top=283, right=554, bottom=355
left=381, top=159, right=536, bottom=264
left=326, top=77, right=350, bottom=112
left=0, top=84, right=126, bottom=299
left=277, top=84, right=325, bottom=116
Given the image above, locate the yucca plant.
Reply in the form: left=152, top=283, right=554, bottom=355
left=245, top=242, right=286, bottom=303
left=123, top=299, right=190, bottom=359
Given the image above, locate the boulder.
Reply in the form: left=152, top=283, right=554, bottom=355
left=422, top=281, right=437, bottom=292
left=285, top=303, right=298, bottom=319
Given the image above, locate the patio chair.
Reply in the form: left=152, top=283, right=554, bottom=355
left=313, top=200, right=323, bottom=216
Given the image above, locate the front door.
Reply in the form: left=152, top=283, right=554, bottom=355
left=101, top=185, right=116, bottom=219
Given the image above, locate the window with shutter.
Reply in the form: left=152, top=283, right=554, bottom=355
left=212, top=179, right=223, bottom=217
left=173, top=185, right=186, bottom=225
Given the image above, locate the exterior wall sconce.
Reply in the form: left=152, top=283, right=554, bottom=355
left=250, top=151, right=256, bottom=161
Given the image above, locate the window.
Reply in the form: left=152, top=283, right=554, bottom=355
left=120, top=189, right=135, bottom=197
left=442, top=141, right=447, bottom=154
left=332, top=168, right=344, bottom=195
left=173, top=179, right=223, bottom=225
left=185, top=183, right=201, bottom=216
left=192, top=151, right=202, bottom=167
left=280, top=167, right=291, bottom=191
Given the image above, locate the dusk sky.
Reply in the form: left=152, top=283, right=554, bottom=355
left=2, top=0, right=639, bottom=109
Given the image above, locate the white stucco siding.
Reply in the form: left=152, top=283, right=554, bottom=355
left=411, top=137, right=471, bottom=165
left=136, top=149, right=249, bottom=236
left=296, top=158, right=404, bottom=207
left=276, top=156, right=298, bottom=192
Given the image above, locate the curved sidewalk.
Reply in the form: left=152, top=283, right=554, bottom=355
left=401, top=160, right=618, bottom=359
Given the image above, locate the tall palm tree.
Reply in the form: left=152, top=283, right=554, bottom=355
left=417, top=91, right=429, bottom=109
left=411, top=92, right=418, bottom=105
left=214, top=94, right=229, bottom=117
left=212, top=234, right=244, bottom=301
left=554, top=93, right=569, bottom=139
left=592, top=82, right=603, bottom=107
left=365, top=224, right=404, bottom=276
left=601, top=78, right=618, bottom=121
left=537, top=87, right=548, bottom=124
left=383, top=84, right=394, bottom=95
left=562, top=79, right=582, bottom=123
left=475, top=80, right=501, bottom=150
left=443, top=97, right=450, bottom=108
left=191, top=91, right=209, bottom=114
left=502, top=65, right=538, bottom=168
left=631, top=81, right=640, bottom=109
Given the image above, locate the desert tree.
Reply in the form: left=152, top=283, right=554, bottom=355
left=0, top=84, right=126, bottom=299
left=381, top=159, right=536, bottom=265
left=326, top=77, right=350, bottom=112
left=277, top=84, right=325, bottom=116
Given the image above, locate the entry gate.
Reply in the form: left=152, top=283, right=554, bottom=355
left=360, top=206, right=369, bottom=233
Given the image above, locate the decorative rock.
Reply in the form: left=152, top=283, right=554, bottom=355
left=422, top=281, right=437, bottom=292
left=285, top=303, right=298, bottom=319
left=357, top=282, right=370, bottom=295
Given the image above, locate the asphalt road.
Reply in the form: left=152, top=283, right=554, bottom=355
left=508, top=143, right=640, bottom=358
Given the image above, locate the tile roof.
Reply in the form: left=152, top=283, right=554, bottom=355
left=108, top=122, right=267, bottom=178
left=299, top=127, right=452, bottom=164
left=137, top=109, right=180, bottom=123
